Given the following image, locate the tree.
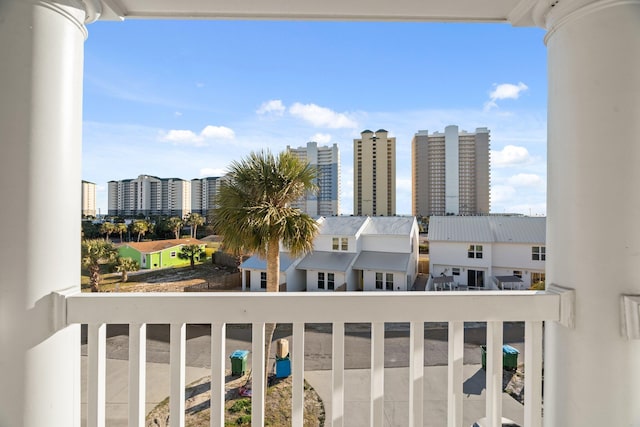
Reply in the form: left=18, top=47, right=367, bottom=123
left=185, top=212, right=205, bottom=238
left=131, top=220, right=151, bottom=242
left=115, top=222, right=128, bottom=242
left=178, top=244, right=204, bottom=269
left=115, top=256, right=139, bottom=282
left=168, top=216, right=184, bottom=239
left=81, top=239, right=118, bottom=292
left=213, top=150, right=318, bottom=380
left=99, top=222, right=116, bottom=242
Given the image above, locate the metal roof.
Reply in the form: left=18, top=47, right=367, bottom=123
left=240, top=252, right=296, bottom=272
left=317, top=216, right=369, bottom=236
left=362, top=216, right=415, bottom=236
left=351, top=251, right=411, bottom=272
left=427, top=216, right=546, bottom=244
left=296, top=251, right=358, bottom=272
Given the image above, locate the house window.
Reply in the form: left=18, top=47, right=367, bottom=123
left=341, top=238, right=348, bottom=251
left=170, top=251, right=177, bottom=258
left=452, top=267, right=460, bottom=276
left=328, top=273, right=335, bottom=290
left=532, top=246, right=546, bottom=261
left=375, top=272, right=383, bottom=289
left=260, top=272, right=267, bottom=289
left=332, top=238, right=339, bottom=250
left=318, top=272, right=325, bottom=289
left=513, top=270, right=523, bottom=278
left=468, top=245, right=483, bottom=259
left=386, top=273, right=394, bottom=290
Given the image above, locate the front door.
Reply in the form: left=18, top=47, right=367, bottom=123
left=468, top=270, right=485, bottom=288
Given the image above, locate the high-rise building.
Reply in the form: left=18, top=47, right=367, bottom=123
left=81, top=180, right=96, bottom=217
left=108, top=175, right=191, bottom=218
left=353, top=129, right=396, bottom=216
left=287, top=142, right=340, bottom=216
left=412, top=125, right=490, bottom=217
left=191, top=176, right=225, bottom=216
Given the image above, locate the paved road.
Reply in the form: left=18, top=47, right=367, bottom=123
left=81, top=322, right=525, bottom=372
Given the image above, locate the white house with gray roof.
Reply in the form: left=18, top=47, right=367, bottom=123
left=427, top=216, right=546, bottom=290
left=240, top=216, right=419, bottom=292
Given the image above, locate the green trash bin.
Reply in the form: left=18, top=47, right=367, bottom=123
left=230, top=350, right=249, bottom=376
left=481, top=345, right=520, bottom=370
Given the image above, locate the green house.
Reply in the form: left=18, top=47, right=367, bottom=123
left=118, top=238, right=207, bottom=270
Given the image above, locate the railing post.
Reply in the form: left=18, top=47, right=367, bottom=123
left=524, top=321, right=543, bottom=427
left=129, top=323, right=147, bottom=427
left=447, top=321, right=464, bottom=427
left=485, top=321, right=503, bottom=427
left=409, top=321, right=424, bottom=427
left=252, top=322, right=266, bottom=427
left=88, top=323, right=106, bottom=427
left=211, top=323, right=226, bottom=427
left=170, top=323, right=186, bottom=427
left=292, top=323, right=305, bottom=427
left=371, top=322, right=385, bottom=427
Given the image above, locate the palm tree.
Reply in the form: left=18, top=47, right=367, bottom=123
left=81, top=239, right=118, bottom=292
left=131, top=220, right=150, bottom=242
left=178, top=244, right=204, bottom=269
left=99, top=222, right=116, bottom=242
left=115, top=222, right=128, bottom=242
left=168, top=216, right=184, bottom=239
left=213, top=150, right=318, bottom=379
left=115, top=256, right=139, bottom=282
left=185, top=212, right=205, bottom=238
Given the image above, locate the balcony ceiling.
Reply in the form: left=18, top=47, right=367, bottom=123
left=94, top=0, right=542, bottom=26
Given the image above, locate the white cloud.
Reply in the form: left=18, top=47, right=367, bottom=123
left=491, top=185, right=517, bottom=204
left=174, top=111, right=183, bottom=117
left=289, top=103, right=358, bottom=129
left=160, top=125, right=235, bottom=146
left=199, top=167, right=226, bottom=177
left=507, top=173, right=543, bottom=187
left=257, top=99, right=286, bottom=116
left=310, top=133, right=332, bottom=144
left=196, top=82, right=205, bottom=88
left=201, top=125, right=235, bottom=139
left=492, top=145, right=531, bottom=167
left=484, top=82, right=528, bottom=111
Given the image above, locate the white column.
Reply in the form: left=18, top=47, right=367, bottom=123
left=0, top=0, right=88, bottom=426
left=543, top=1, right=640, bottom=425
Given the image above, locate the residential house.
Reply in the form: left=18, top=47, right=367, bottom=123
left=118, top=238, right=207, bottom=269
left=427, top=216, right=545, bottom=290
left=240, top=216, right=419, bottom=292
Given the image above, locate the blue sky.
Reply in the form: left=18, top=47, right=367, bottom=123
left=83, top=20, right=548, bottom=216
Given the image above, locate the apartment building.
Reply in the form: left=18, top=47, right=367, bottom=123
left=287, top=141, right=340, bottom=216
left=191, top=176, right=225, bottom=216
left=354, top=129, right=396, bottom=216
left=108, top=175, right=191, bottom=218
left=412, top=125, right=490, bottom=217
left=81, top=180, right=96, bottom=217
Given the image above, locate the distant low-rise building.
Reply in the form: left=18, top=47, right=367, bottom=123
left=427, top=215, right=545, bottom=290
left=118, top=238, right=206, bottom=269
left=240, top=216, right=419, bottom=292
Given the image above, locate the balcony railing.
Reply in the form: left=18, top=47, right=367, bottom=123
left=59, top=290, right=565, bottom=427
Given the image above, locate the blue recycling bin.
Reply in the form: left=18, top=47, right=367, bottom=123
left=275, top=356, right=291, bottom=378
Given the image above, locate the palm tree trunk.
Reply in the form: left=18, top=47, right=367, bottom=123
left=89, top=265, right=100, bottom=292
left=263, top=236, right=280, bottom=384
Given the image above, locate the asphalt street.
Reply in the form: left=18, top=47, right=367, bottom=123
left=81, top=322, right=525, bottom=372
